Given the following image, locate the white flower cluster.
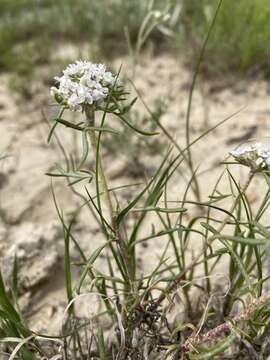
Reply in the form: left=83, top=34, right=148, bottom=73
left=51, top=61, right=116, bottom=111
left=230, top=142, right=270, bottom=171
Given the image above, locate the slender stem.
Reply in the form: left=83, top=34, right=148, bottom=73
left=86, top=107, right=114, bottom=223
left=185, top=0, right=224, bottom=203
left=85, top=106, right=135, bottom=284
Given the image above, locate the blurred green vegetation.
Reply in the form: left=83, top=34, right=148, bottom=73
left=180, top=0, right=270, bottom=75
left=1, top=0, right=270, bottom=85
left=0, top=0, right=148, bottom=71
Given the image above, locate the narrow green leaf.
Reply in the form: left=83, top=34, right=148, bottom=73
left=132, top=206, right=186, bottom=214
left=97, top=327, right=107, bottom=359
left=51, top=186, right=73, bottom=312
left=54, top=118, right=84, bottom=131
left=116, top=177, right=156, bottom=226
left=64, top=224, right=73, bottom=309
left=221, top=240, right=253, bottom=292
left=47, top=121, right=58, bottom=143
left=121, top=96, right=138, bottom=113
left=46, top=170, right=93, bottom=185
left=12, top=256, right=18, bottom=306
left=216, top=235, right=265, bottom=246
left=116, top=113, right=159, bottom=136
left=0, top=270, right=20, bottom=323
left=76, top=241, right=111, bottom=294
left=118, top=148, right=173, bottom=229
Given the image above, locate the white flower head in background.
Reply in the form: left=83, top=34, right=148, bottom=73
left=230, top=142, right=270, bottom=171
left=51, top=61, right=118, bottom=111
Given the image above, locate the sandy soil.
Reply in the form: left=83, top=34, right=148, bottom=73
left=0, top=52, right=269, bottom=335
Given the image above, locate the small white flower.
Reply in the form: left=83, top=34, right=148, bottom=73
left=68, top=93, right=82, bottom=111
left=230, top=142, right=270, bottom=171
left=103, top=71, right=115, bottom=85
left=92, top=89, right=105, bottom=102
left=51, top=60, right=117, bottom=111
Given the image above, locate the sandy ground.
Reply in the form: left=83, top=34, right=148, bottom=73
left=0, top=52, right=269, bottom=335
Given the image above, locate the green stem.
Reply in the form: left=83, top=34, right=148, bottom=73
left=85, top=107, right=135, bottom=284
left=86, top=108, right=114, bottom=222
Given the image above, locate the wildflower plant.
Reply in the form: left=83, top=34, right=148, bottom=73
left=49, top=61, right=159, bottom=288
left=45, top=61, right=270, bottom=359
left=2, top=4, right=270, bottom=360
